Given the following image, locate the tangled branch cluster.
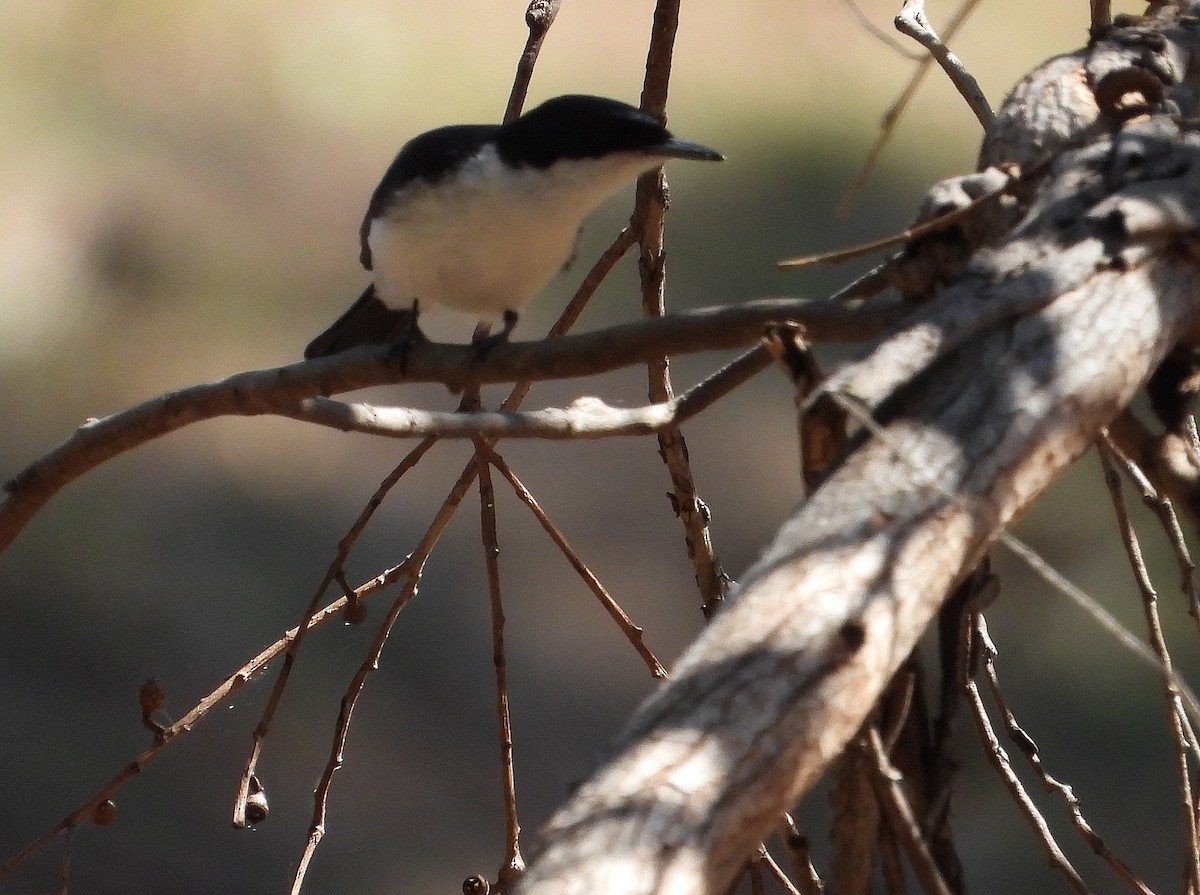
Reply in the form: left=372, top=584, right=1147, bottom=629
left=7, top=2, right=1200, bottom=895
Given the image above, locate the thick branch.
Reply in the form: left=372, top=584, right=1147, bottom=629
left=300, top=296, right=894, bottom=395
left=512, top=99, right=1200, bottom=895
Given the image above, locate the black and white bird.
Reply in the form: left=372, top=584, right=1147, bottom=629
left=304, top=94, right=723, bottom=359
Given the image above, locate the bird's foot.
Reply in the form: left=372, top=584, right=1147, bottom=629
left=469, top=310, right=518, bottom=360
left=385, top=310, right=430, bottom=374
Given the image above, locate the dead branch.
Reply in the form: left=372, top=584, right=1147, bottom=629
left=634, top=0, right=731, bottom=618
left=286, top=324, right=776, bottom=442
left=509, top=8, right=1200, bottom=893
left=0, top=298, right=894, bottom=558
left=894, top=0, right=994, bottom=129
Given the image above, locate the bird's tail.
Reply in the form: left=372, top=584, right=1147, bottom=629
left=304, top=285, right=415, bottom=359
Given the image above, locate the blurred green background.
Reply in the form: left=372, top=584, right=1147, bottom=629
left=1, top=1, right=1191, bottom=893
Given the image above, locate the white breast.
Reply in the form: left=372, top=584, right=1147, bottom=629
left=368, top=145, right=658, bottom=323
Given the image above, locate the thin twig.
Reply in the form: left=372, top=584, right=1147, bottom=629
left=864, top=728, right=954, bottom=895
left=289, top=457, right=483, bottom=894
left=1103, top=426, right=1200, bottom=670
left=894, top=0, right=993, bottom=129
left=634, top=0, right=729, bottom=619
left=280, top=343, right=775, bottom=441
left=756, top=845, right=804, bottom=895
left=289, top=560, right=426, bottom=895
left=475, top=443, right=526, bottom=890
left=779, top=176, right=1009, bottom=270
left=838, top=0, right=987, bottom=215
left=975, top=612, right=1156, bottom=895
left=504, top=0, right=561, bottom=123
left=0, top=573, right=384, bottom=880
left=233, top=437, right=437, bottom=827
left=963, top=618, right=1091, bottom=895
left=779, top=815, right=824, bottom=895
left=1097, top=441, right=1200, bottom=891
left=485, top=448, right=666, bottom=678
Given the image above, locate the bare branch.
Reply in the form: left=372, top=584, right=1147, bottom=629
left=0, top=298, right=895, bottom=557
left=504, top=0, right=561, bottom=123
left=963, top=619, right=1091, bottom=895
left=632, top=0, right=730, bottom=618
left=838, top=0, right=987, bottom=214
left=0, top=580, right=372, bottom=880
left=894, top=0, right=993, bottom=129
left=476, top=446, right=526, bottom=891
left=510, top=105, right=1200, bottom=895
left=487, top=449, right=667, bottom=678
left=974, top=612, right=1157, bottom=895
left=233, top=437, right=437, bottom=827
left=1098, top=442, right=1200, bottom=891
left=280, top=341, right=775, bottom=441
left=863, top=728, right=953, bottom=895
left=289, top=457, right=481, bottom=894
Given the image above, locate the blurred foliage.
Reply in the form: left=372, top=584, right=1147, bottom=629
left=0, top=2, right=1185, bottom=894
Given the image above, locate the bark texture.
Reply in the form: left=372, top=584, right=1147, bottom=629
left=513, top=5, right=1200, bottom=894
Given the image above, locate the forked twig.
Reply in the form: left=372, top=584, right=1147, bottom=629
left=234, top=436, right=438, bottom=826
left=0, top=574, right=386, bottom=880
left=973, top=612, right=1159, bottom=895
left=289, top=456, right=484, bottom=894
left=485, top=447, right=666, bottom=678
left=962, top=617, right=1091, bottom=895
left=863, top=727, right=953, bottom=895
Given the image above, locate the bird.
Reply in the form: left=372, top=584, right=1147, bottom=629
left=303, top=94, right=723, bottom=359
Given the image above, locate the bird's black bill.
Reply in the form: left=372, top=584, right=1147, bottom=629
left=655, top=138, right=724, bottom=163
left=304, top=285, right=422, bottom=359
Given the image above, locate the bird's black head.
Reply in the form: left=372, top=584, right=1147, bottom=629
left=375, top=124, right=501, bottom=189
left=495, top=95, right=722, bottom=169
